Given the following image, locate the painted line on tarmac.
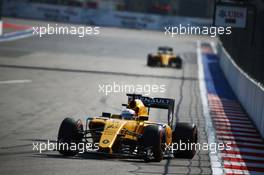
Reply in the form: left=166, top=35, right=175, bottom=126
left=0, top=80, right=32, bottom=84
left=213, top=118, right=251, bottom=124
left=212, top=116, right=250, bottom=121
left=224, top=164, right=264, bottom=172
left=0, top=64, right=196, bottom=80
left=215, top=128, right=258, bottom=134
left=228, top=147, right=264, bottom=154
left=0, top=23, right=34, bottom=42
left=228, top=143, right=264, bottom=150
left=197, top=40, right=223, bottom=174
left=3, top=23, right=32, bottom=30
left=223, top=157, right=264, bottom=164
left=216, top=131, right=258, bottom=137
left=217, top=133, right=260, bottom=139
left=222, top=150, right=264, bottom=157
left=0, top=29, right=34, bottom=42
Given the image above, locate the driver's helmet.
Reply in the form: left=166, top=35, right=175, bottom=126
left=121, top=108, right=135, bottom=120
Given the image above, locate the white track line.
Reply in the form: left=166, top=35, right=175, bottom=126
left=224, top=169, right=264, bottom=175
left=197, top=41, right=223, bottom=174
left=220, top=140, right=264, bottom=147
left=229, top=147, right=264, bottom=154
left=217, top=131, right=258, bottom=137
left=221, top=153, right=264, bottom=161
left=0, top=80, right=32, bottom=84
left=224, top=161, right=264, bottom=168
left=0, top=29, right=34, bottom=42
left=212, top=115, right=250, bottom=121
left=215, top=127, right=257, bottom=133
left=213, top=118, right=251, bottom=124
left=213, top=122, right=255, bottom=128
left=218, top=136, right=263, bottom=142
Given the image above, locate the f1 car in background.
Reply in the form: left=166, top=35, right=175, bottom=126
left=147, top=46, right=182, bottom=68
left=57, top=94, right=197, bottom=162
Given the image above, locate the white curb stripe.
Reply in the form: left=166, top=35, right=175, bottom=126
left=197, top=40, right=223, bottom=175
left=0, top=29, right=34, bottom=42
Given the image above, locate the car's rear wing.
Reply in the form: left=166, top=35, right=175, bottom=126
left=126, top=94, right=175, bottom=126
left=126, top=94, right=174, bottom=109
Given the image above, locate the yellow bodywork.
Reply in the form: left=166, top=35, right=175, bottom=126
left=127, top=99, right=148, bottom=117
left=159, top=54, right=174, bottom=65
left=89, top=100, right=172, bottom=153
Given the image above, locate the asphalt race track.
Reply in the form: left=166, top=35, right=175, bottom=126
left=0, top=18, right=215, bottom=175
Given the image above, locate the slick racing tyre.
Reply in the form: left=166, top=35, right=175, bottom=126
left=175, top=56, right=182, bottom=69
left=147, top=55, right=156, bottom=66
left=143, top=125, right=164, bottom=162
left=57, top=117, right=83, bottom=156
left=169, top=57, right=182, bottom=69
left=172, top=123, right=197, bottom=158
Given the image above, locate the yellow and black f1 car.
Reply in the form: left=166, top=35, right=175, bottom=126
left=57, top=94, right=197, bottom=162
left=147, top=46, right=182, bottom=68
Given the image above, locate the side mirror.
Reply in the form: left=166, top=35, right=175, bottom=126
left=102, top=112, right=111, bottom=118
left=137, top=116, right=148, bottom=121
left=111, top=114, right=122, bottom=119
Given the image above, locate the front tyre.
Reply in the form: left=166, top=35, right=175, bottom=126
left=172, top=123, right=197, bottom=158
left=175, top=57, right=182, bottom=69
left=169, top=57, right=182, bottom=69
left=143, top=125, right=164, bottom=162
left=57, top=117, right=83, bottom=156
left=147, top=55, right=156, bottom=66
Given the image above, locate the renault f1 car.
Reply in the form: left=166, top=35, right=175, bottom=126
left=57, top=94, right=197, bottom=162
left=147, top=46, right=182, bottom=68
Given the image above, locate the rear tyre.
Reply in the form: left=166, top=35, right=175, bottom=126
left=175, top=57, right=182, bottom=69
left=172, top=123, right=197, bottom=158
left=147, top=55, right=156, bottom=66
left=57, top=118, right=83, bottom=156
left=170, top=57, right=182, bottom=69
left=156, top=60, right=162, bottom=67
left=143, top=125, right=164, bottom=162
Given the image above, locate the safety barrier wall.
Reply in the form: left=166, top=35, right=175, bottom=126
left=2, top=0, right=211, bottom=30
left=216, top=42, right=264, bottom=138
